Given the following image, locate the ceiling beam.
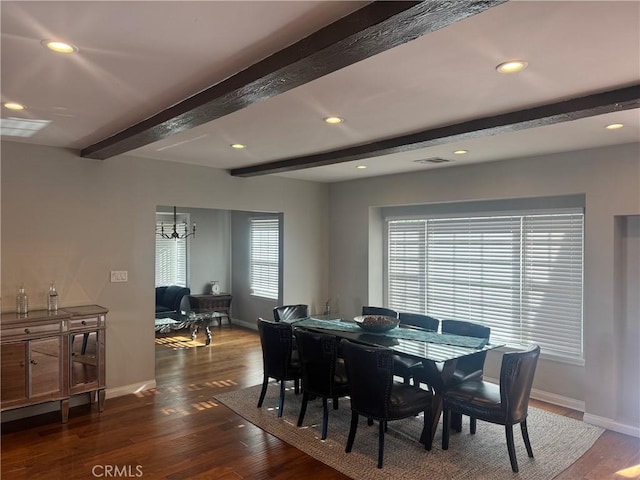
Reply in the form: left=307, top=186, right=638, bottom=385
left=230, top=84, right=640, bottom=177
left=80, top=0, right=505, bottom=160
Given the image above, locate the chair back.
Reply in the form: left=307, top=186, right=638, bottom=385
left=500, top=345, right=541, bottom=423
left=294, top=329, right=341, bottom=398
left=362, top=306, right=398, bottom=318
left=442, top=319, right=491, bottom=381
left=257, top=318, right=295, bottom=380
left=398, top=312, right=439, bottom=331
left=341, top=339, right=394, bottom=419
left=273, top=304, right=309, bottom=322
left=442, top=319, right=490, bottom=338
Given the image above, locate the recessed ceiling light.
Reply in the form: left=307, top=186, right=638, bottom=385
left=324, top=116, right=344, bottom=124
left=453, top=149, right=468, bottom=155
left=42, top=39, right=78, bottom=54
left=606, top=123, right=624, bottom=130
left=4, top=102, right=25, bottom=110
left=356, top=165, right=367, bottom=169
left=496, top=60, right=528, bottom=74
left=230, top=143, right=246, bottom=149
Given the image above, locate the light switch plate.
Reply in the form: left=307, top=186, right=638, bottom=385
left=110, top=270, right=128, bottom=282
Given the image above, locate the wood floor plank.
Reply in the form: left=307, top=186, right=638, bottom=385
left=1, top=325, right=638, bottom=479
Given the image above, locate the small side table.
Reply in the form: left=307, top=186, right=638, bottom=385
left=182, top=294, right=233, bottom=345
left=186, top=294, right=232, bottom=326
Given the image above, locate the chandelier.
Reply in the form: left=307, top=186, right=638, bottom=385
left=156, top=206, right=196, bottom=240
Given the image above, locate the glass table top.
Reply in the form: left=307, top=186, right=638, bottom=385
left=290, top=316, right=503, bottom=363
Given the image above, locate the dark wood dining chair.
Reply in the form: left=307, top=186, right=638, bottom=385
left=412, top=319, right=491, bottom=431
left=393, top=312, right=439, bottom=384
left=341, top=339, right=433, bottom=469
left=273, top=304, right=309, bottom=322
left=442, top=344, right=541, bottom=473
left=440, top=319, right=491, bottom=384
left=256, top=318, right=301, bottom=417
left=293, top=328, right=350, bottom=439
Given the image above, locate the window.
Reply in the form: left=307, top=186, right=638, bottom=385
left=387, top=212, right=584, bottom=361
left=250, top=217, right=280, bottom=299
left=155, top=215, right=188, bottom=287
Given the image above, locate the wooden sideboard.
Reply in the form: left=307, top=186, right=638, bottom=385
left=0, top=304, right=107, bottom=423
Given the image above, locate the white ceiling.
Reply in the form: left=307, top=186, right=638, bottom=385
left=2, top=1, right=639, bottom=183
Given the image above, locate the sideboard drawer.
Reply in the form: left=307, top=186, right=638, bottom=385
left=68, top=317, right=101, bottom=331
left=2, top=322, right=62, bottom=339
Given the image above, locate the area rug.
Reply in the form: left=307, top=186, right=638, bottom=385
left=214, top=383, right=604, bottom=480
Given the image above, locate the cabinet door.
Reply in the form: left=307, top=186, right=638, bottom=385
left=1, top=342, right=27, bottom=404
left=29, top=337, right=62, bottom=398
left=70, top=330, right=102, bottom=390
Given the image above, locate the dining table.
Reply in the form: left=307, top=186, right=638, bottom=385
left=287, top=315, right=504, bottom=444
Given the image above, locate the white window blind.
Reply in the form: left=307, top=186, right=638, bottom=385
left=387, top=212, right=583, bottom=360
left=521, top=214, right=583, bottom=358
left=250, top=217, right=280, bottom=300
left=388, top=221, right=426, bottom=314
left=155, top=218, right=187, bottom=287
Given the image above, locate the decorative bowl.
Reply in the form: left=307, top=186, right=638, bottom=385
left=353, top=315, right=399, bottom=333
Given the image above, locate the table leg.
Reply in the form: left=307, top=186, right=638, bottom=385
left=190, top=323, right=199, bottom=341
left=205, top=324, right=212, bottom=345
left=423, top=358, right=458, bottom=445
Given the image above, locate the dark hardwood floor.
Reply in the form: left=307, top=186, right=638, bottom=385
left=1, top=325, right=638, bottom=479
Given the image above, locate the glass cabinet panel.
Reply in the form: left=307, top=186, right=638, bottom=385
left=29, top=337, right=62, bottom=397
left=1, top=342, right=27, bottom=403
left=70, top=331, right=100, bottom=389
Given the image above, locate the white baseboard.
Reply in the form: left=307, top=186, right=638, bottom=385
left=530, top=387, right=585, bottom=412
left=231, top=317, right=257, bottom=330
left=105, top=379, right=157, bottom=399
left=583, top=413, right=640, bottom=438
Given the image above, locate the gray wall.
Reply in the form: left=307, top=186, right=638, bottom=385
left=328, top=143, right=640, bottom=435
left=1, top=141, right=330, bottom=399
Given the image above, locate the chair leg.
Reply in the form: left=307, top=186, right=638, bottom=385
left=294, top=378, right=300, bottom=394
left=470, top=416, right=477, bottom=434
left=333, top=396, right=339, bottom=410
left=346, top=411, right=358, bottom=453
left=521, top=420, right=534, bottom=458
left=377, top=420, right=385, bottom=468
left=442, top=408, right=451, bottom=450
left=321, top=397, right=329, bottom=440
left=403, top=375, right=410, bottom=385
left=367, top=417, right=374, bottom=426
left=257, top=376, right=269, bottom=408
left=297, top=391, right=309, bottom=427
left=505, top=424, right=519, bottom=473
left=278, top=380, right=286, bottom=418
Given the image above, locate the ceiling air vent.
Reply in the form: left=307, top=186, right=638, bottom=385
left=414, top=157, right=452, bottom=164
